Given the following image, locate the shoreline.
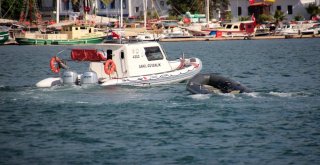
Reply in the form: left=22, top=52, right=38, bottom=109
left=159, top=34, right=320, bottom=42
left=3, top=34, right=319, bottom=45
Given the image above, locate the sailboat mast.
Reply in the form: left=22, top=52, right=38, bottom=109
left=120, top=0, right=123, bottom=28
left=144, top=0, right=147, bottom=29
left=206, top=0, right=209, bottom=23
left=0, top=0, right=2, bottom=18
left=56, top=0, right=60, bottom=23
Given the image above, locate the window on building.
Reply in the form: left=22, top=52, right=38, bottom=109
left=63, top=0, right=70, bottom=10
left=276, top=5, right=281, bottom=11
left=110, top=0, right=115, bottom=9
left=160, top=1, right=165, bottom=7
left=238, top=7, right=242, bottom=16
left=100, top=0, right=106, bottom=9
left=288, top=5, right=293, bottom=15
left=122, top=0, right=126, bottom=9
left=144, top=47, right=163, bottom=61
left=136, top=7, right=139, bottom=13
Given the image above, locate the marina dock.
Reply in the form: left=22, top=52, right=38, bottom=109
left=159, top=34, right=320, bottom=42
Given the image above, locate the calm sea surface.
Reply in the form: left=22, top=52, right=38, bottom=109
left=0, top=39, right=320, bottom=164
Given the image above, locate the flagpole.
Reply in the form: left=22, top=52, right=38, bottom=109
left=120, top=0, right=123, bottom=43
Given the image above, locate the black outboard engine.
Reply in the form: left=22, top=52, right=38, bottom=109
left=62, top=71, right=78, bottom=85
left=80, top=71, right=98, bottom=85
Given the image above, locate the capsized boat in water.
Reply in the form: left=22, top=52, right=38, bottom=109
left=36, top=41, right=202, bottom=88
left=186, top=73, right=252, bottom=94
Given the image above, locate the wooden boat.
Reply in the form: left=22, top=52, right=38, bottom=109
left=15, top=23, right=107, bottom=45
left=217, top=21, right=256, bottom=38
left=0, top=27, right=9, bottom=45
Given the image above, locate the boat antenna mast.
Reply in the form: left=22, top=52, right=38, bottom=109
left=19, top=0, right=42, bottom=26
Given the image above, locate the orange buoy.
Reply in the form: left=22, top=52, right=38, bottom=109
left=50, top=56, right=61, bottom=73
left=104, top=60, right=116, bottom=75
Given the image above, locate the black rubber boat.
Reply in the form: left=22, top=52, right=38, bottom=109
left=186, top=73, right=252, bottom=94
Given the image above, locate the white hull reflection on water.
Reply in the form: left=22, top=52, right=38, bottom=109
left=1, top=39, right=320, bottom=164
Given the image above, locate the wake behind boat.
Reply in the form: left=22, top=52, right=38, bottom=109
left=36, top=41, right=202, bottom=88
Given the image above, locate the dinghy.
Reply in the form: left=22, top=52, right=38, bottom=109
left=36, top=41, right=202, bottom=88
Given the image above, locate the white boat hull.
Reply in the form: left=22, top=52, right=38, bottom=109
left=36, top=58, right=202, bottom=88
left=36, top=42, right=202, bottom=88
left=100, top=59, right=202, bottom=86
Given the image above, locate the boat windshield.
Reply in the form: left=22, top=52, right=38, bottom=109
left=144, top=46, right=164, bottom=61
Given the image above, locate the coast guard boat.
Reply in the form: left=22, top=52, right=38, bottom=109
left=36, top=41, right=202, bottom=87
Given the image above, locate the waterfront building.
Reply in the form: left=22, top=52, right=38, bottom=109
left=37, top=0, right=170, bottom=21
left=229, top=0, right=320, bottom=22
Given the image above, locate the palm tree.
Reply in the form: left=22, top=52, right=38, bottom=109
left=100, top=0, right=113, bottom=5
left=274, top=10, right=285, bottom=26
left=306, top=3, right=320, bottom=19
left=167, top=0, right=229, bottom=19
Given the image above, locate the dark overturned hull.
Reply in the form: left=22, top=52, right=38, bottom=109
left=187, top=73, right=252, bottom=94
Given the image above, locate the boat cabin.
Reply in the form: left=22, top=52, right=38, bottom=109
left=219, top=21, right=255, bottom=37
left=61, top=24, right=104, bottom=39
left=72, top=42, right=173, bottom=79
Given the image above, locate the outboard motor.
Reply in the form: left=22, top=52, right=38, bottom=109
left=80, top=71, right=98, bottom=85
left=62, top=70, right=78, bottom=85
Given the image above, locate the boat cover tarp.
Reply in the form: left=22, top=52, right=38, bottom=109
left=71, top=49, right=107, bottom=61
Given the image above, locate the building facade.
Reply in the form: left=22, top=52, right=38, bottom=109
left=229, top=0, right=320, bottom=22
left=37, top=0, right=170, bottom=20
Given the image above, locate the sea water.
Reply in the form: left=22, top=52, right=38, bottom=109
left=0, top=39, right=319, bottom=164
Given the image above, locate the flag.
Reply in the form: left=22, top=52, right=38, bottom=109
left=111, top=31, right=120, bottom=39
left=251, top=14, right=256, bottom=26
left=249, top=0, right=255, bottom=5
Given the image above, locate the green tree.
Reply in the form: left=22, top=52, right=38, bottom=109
left=167, top=0, right=229, bottom=18
left=294, top=15, right=304, bottom=21
left=274, top=10, right=285, bottom=25
left=258, top=14, right=273, bottom=23
left=306, top=3, right=320, bottom=19
left=224, top=10, right=232, bottom=21
left=239, top=16, right=250, bottom=21
left=166, top=0, right=196, bottom=16
left=100, top=0, right=113, bottom=5
left=0, top=0, right=24, bottom=20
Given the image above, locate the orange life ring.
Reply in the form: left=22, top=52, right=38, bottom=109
left=50, top=56, right=61, bottom=73
left=104, top=60, right=116, bottom=75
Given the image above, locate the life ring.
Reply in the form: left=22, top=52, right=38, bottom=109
left=104, top=60, right=116, bottom=75
left=50, top=56, right=61, bottom=73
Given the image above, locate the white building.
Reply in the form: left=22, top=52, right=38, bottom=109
left=38, top=0, right=170, bottom=20
left=228, top=0, right=319, bottom=22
